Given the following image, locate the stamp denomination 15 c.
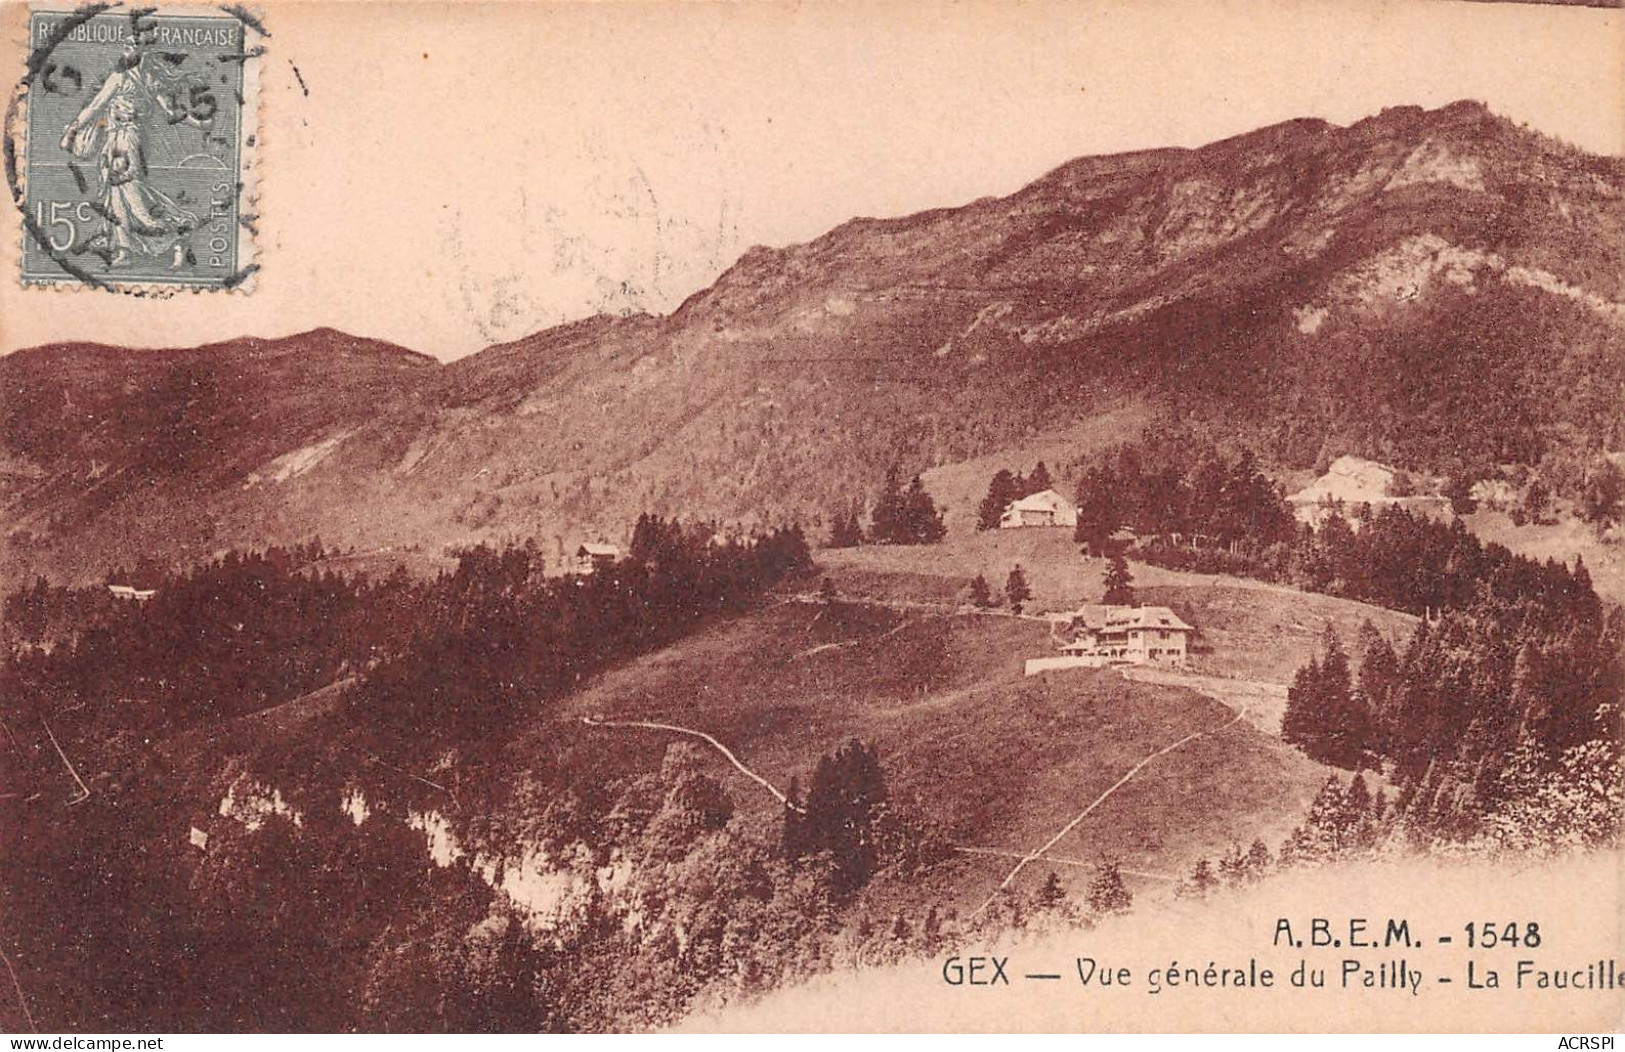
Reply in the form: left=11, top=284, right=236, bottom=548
left=17, top=5, right=261, bottom=290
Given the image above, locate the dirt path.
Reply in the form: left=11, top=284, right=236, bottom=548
left=792, top=617, right=913, bottom=659
left=788, top=592, right=1052, bottom=623
left=40, top=718, right=90, bottom=806
left=970, top=704, right=1248, bottom=916
left=581, top=715, right=805, bottom=813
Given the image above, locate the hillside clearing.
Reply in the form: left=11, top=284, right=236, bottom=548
left=543, top=597, right=1330, bottom=909
left=817, top=529, right=1420, bottom=684
left=973, top=699, right=1248, bottom=915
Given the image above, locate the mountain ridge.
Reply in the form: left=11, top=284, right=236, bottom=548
left=4, top=100, right=1622, bottom=584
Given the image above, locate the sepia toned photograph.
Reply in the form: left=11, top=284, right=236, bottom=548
left=0, top=0, right=1621, bottom=1036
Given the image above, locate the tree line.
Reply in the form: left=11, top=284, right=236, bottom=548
left=349, top=518, right=813, bottom=749
left=1, top=520, right=814, bottom=795
left=1280, top=592, right=1621, bottom=844
left=3, top=541, right=396, bottom=743
left=827, top=465, right=947, bottom=547
left=1096, top=442, right=1602, bottom=625
left=1070, top=442, right=1298, bottom=555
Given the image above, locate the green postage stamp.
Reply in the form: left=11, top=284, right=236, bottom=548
left=13, top=5, right=262, bottom=290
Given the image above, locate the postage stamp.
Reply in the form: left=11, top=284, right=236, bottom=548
left=14, top=5, right=261, bottom=290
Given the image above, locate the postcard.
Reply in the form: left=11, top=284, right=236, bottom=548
left=0, top=0, right=1620, bottom=1035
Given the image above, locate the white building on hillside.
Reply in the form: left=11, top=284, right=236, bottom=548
left=1469, top=479, right=1517, bottom=509
left=1062, top=605, right=1194, bottom=666
left=1025, top=604, right=1195, bottom=675
left=1286, top=455, right=1453, bottom=528
left=572, top=542, right=620, bottom=575
left=999, top=489, right=1078, bottom=529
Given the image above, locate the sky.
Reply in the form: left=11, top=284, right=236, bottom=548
left=2, top=0, right=1621, bottom=361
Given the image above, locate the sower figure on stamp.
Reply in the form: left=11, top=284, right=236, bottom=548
left=59, top=44, right=208, bottom=268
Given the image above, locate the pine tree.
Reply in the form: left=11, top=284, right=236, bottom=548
left=799, top=740, right=889, bottom=895
left=1086, top=858, right=1133, bottom=915
left=1244, top=837, right=1272, bottom=879
left=1036, top=870, right=1066, bottom=910
left=1523, top=480, right=1550, bottom=524
left=1508, top=639, right=1551, bottom=744
left=1102, top=552, right=1135, bottom=606
left=870, top=469, right=945, bottom=544
left=1319, top=626, right=1372, bottom=769
left=1357, top=622, right=1402, bottom=750
left=1179, top=858, right=1217, bottom=898
left=1444, top=473, right=1478, bottom=515
left=969, top=573, right=993, bottom=608
left=1283, top=628, right=1373, bottom=769
left=629, top=511, right=658, bottom=563
left=1315, top=513, right=1358, bottom=592
left=869, top=467, right=906, bottom=544
left=1580, top=459, right=1624, bottom=526
left=978, top=469, right=1019, bottom=531
left=1005, top=565, right=1032, bottom=615
left=901, top=475, right=948, bottom=544
left=1319, top=625, right=1355, bottom=750
left=1026, top=461, right=1054, bottom=496
left=1074, top=468, right=1118, bottom=556
left=1345, top=771, right=1372, bottom=814
left=1285, top=776, right=1349, bottom=863
left=1571, top=556, right=1599, bottom=619
left=829, top=509, right=864, bottom=549
left=1281, top=656, right=1321, bottom=751
left=1345, top=773, right=1379, bottom=850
